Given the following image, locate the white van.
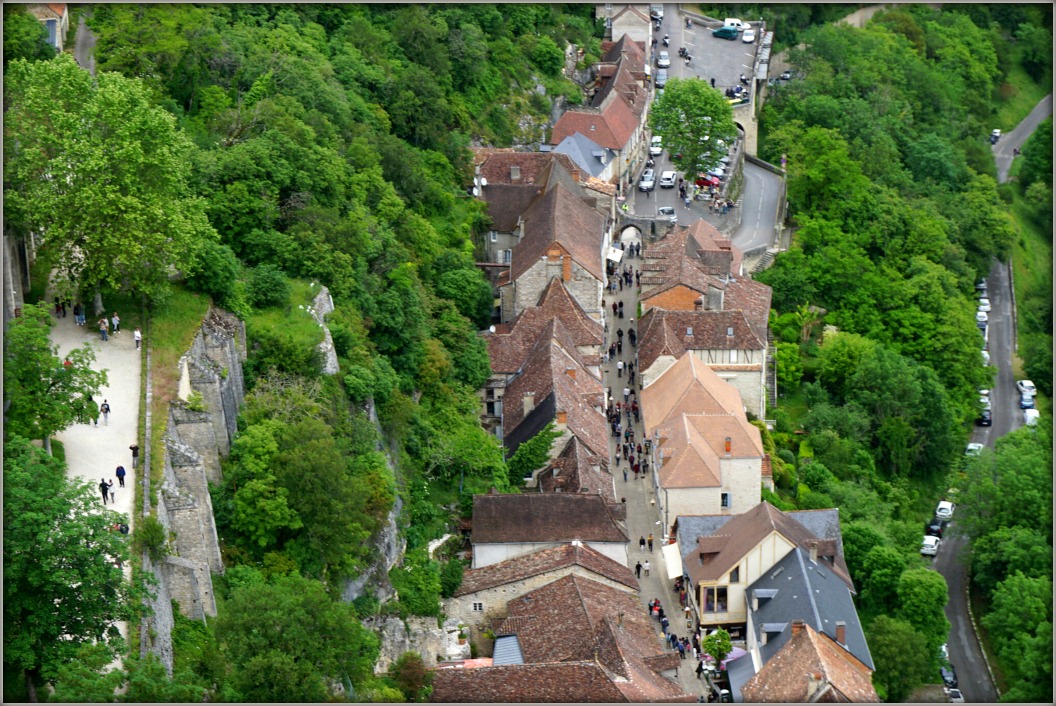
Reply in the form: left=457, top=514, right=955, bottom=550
left=1024, top=409, right=1040, bottom=427
left=724, top=18, right=745, bottom=31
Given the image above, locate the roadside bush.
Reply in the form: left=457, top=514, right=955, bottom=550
left=247, top=264, right=291, bottom=309
left=186, top=240, right=240, bottom=307
left=133, top=515, right=170, bottom=562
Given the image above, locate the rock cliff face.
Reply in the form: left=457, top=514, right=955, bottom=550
left=366, top=616, right=471, bottom=675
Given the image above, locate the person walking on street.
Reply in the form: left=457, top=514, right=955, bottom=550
left=696, top=657, right=706, bottom=678
left=115, top=465, right=126, bottom=488
left=644, top=560, right=651, bottom=576
left=639, top=535, right=647, bottom=552
left=99, top=478, right=113, bottom=505
left=648, top=533, right=654, bottom=552
left=100, top=400, right=111, bottom=425
left=623, top=466, right=628, bottom=482
left=134, top=327, right=142, bottom=350
left=98, top=318, right=109, bottom=341
left=635, top=561, right=643, bottom=578
left=661, top=615, right=670, bottom=634
left=623, top=386, right=631, bottom=403
left=129, top=443, right=140, bottom=469
left=109, top=484, right=116, bottom=504
left=111, top=312, right=120, bottom=333
left=678, top=640, right=686, bottom=659
left=617, top=360, right=624, bottom=378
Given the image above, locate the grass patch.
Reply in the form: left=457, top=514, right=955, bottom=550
left=148, top=286, right=211, bottom=503
left=994, top=61, right=1051, bottom=131
left=1006, top=181, right=1052, bottom=389
left=242, top=278, right=326, bottom=350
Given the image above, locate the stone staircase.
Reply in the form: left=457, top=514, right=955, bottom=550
left=751, top=250, right=776, bottom=274
left=765, top=330, right=778, bottom=410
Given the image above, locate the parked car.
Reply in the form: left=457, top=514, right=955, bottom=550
left=659, top=170, right=677, bottom=188
left=655, top=68, right=669, bottom=88
left=947, top=688, right=965, bottom=703
left=1024, top=408, right=1040, bottom=427
left=1020, top=393, right=1036, bottom=409
left=981, top=350, right=990, bottom=365
left=977, top=298, right=991, bottom=312
left=975, top=278, right=988, bottom=291
left=657, top=206, right=677, bottom=223
left=940, top=643, right=949, bottom=662
left=976, top=409, right=992, bottom=426
left=936, top=499, right=956, bottom=519
left=780, top=70, right=792, bottom=80
left=707, top=166, right=725, bottom=178
left=713, top=26, right=739, bottom=40
left=742, top=27, right=757, bottom=43
left=657, top=50, right=671, bottom=68
left=1017, top=379, right=1037, bottom=395
left=639, top=169, right=656, bottom=191
left=941, top=664, right=958, bottom=689
left=921, top=535, right=941, bottom=556
left=975, top=310, right=988, bottom=324
left=650, top=136, right=663, bottom=156
left=979, top=395, right=992, bottom=411
left=964, top=444, right=983, bottom=458
left=990, top=128, right=1001, bottom=144
left=926, top=517, right=949, bottom=538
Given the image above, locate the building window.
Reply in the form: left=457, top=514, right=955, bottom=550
left=703, top=587, right=728, bottom=613
left=473, top=602, right=484, bottom=612
left=730, top=349, right=739, bottom=363
left=490, top=232, right=498, bottom=242
left=721, top=492, right=731, bottom=508
left=729, top=567, right=739, bottom=583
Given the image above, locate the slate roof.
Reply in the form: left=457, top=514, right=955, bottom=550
left=506, top=182, right=606, bottom=284
left=455, top=541, right=638, bottom=597
left=471, top=493, right=628, bottom=544
left=501, top=324, right=607, bottom=457
left=747, top=547, right=872, bottom=670
left=641, top=352, right=747, bottom=434
left=676, top=502, right=853, bottom=588
left=485, top=278, right=603, bottom=375
left=552, top=132, right=615, bottom=179
left=741, top=621, right=878, bottom=702
left=538, top=436, right=614, bottom=502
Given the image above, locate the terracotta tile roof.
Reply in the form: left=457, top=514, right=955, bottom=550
left=681, top=502, right=853, bottom=587
left=641, top=353, right=747, bottom=434
left=479, top=183, right=541, bottom=232
left=652, top=413, right=763, bottom=489
left=506, top=182, right=606, bottom=284
left=500, top=323, right=608, bottom=457
left=473, top=149, right=582, bottom=185
left=472, top=493, right=628, bottom=544
left=455, top=541, right=638, bottom=597
left=637, top=310, right=766, bottom=373
left=538, top=436, right=615, bottom=502
left=550, top=94, right=639, bottom=151
left=485, top=282, right=602, bottom=375
left=431, top=661, right=628, bottom=702
left=592, top=54, right=649, bottom=119
left=741, top=622, right=878, bottom=702
left=601, top=35, right=647, bottom=73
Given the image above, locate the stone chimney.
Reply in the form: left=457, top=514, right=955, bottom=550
left=809, top=541, right=818, bottom=564
left=835, top=621, right=846, bottom=646
left=565, top=367, right=577, bottom=381
left=791, top=620, right=804, bottom=636
left=724, top=437, right=732, bottom=455
left=556, top=410, right=568, bottom=428
left=523, top=392, right=535, bottom=417
left=806, top=672, right=825, bottom=701
left=695, top=297, right=704, bottom=312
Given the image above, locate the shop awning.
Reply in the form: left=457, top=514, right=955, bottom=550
left=607, top=246, right=624, bottom=263
left=662, top=541, right=683, bottom=581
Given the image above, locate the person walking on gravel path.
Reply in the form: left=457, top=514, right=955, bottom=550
left=133, top=327, right=142, bottom=350
left=129, top=443, right=139, bottom=469
left=116, top=465, right=126, bottom=488
left=99, top=478, right=113, bottom=505
left=100, top=400, right=111, bottom=425
left=111, top=312, right=120, bottom=333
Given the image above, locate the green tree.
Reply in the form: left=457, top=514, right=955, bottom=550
left=4, top=437, right=134, bottom=700
left=971, top=526, right=1053, bottom=597
left=701, top=627, right=732, bottom=664
left=4, top=54, right=216, bottom=302
left=774, top=342, right=804, bottom=391
left=2, top=4, right=55, bottom=66
left=506, top=422, right=562, bottom=486
left=435, top=268, right=493, bottom=330
left=840, top=522, right=887, bottom=587
left=867, top=615, right=933, bottom=702
left=48, top=644, right=125, bottom=703
left=215, top=575, right=379, bottom=702
left=859, top=545, right=905, bottom=613
left=122, top=653, right=208, bottom=702
left=4, top=303, right=108, bottom=454
left=390, top=651, right=432, bottom=701
left=649, top=78, right=737, bottom=177
left=1018, top=116, right=1052, bottom=188
left=531, top=36, right=565, bottom=76
left=981, top=571, right=1052, bottom=646
left=896, top=568, right=950, bottom=651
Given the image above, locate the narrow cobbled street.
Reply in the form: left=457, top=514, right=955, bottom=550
left=603, top=228, right=710, bottom=699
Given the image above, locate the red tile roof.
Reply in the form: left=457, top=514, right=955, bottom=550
left=506, top=182, right=607, bottom=284
left=550, top=93, right=640, bottom=151
left=455, top=541, right=638, bottom=597
left=638, top=310, right=766, bottom=373
left=741, top=622, right=878, bottom=702
left=431, top=661, right=628, bottom=702
left=471, top=493, right=628, bottom=544
left=538, top=436, right=614, bottom=502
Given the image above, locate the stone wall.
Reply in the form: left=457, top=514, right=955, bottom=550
left=309, top=286, right=340, bottom=375
left=139, top=560, right=176, bottom=676
left=365, top=615, right=470, bottom=675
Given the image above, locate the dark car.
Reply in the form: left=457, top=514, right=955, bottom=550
left=926, top=518, right=949, bottom=538
left=941, top=665, right=957, bottom=689
left=1020, top=393, right=1036, bottom=410
left=713, top=26, right=739, bottom=40
left=977, top=409, right=992, bottom=426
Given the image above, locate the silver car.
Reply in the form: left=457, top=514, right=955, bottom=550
left=657, top=50, right=671, bottom=68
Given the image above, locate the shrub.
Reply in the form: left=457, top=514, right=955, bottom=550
left=439, top=558, right=464, bottom=599
left=133, top=515, right=170, bottom=562
left=186, top=240, right=240, bottom=307
left=247, top=264, right=291, bottom=309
